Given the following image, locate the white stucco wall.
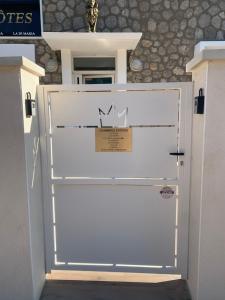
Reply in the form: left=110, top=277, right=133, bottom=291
left=0, top=66, right=34, bottom=300
left=197, top=61, right=225, bottom=300
left=188, top=62, right=207, bottom=300
left=187, top=48, right=225, bottom=300
left=0, top=58, right=45, bottom=300
left=20, top=68, right=46, bottom=300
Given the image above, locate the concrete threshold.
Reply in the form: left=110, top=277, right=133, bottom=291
left=46, top=271, right=181, bottom=283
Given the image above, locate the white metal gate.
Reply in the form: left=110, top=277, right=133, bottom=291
left=39, top=83, right=192, bottom=278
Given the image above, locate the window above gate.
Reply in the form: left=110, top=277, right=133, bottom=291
left=73, top=57, right=115, bottom=85
left=43, top=32, right=142, bottom=85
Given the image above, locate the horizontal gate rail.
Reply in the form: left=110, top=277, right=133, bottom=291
left=52, top=178, right=179, bottom=186
left=39, top=82, right=192, bottom=92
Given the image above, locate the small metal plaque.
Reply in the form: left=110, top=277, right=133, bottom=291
left=95, top=128, right=132, bottom=152
left=160, top=187, right=175, bottom=199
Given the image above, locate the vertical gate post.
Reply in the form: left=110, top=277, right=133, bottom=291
left=0, top=57, right=45, bottom=300
left=187, top=44, right=225, bottom=300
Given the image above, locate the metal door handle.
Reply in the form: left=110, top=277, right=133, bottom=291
left=170, top=152, right=185, bottom=156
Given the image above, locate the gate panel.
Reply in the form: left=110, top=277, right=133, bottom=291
left=39, top=83, right=192, bottom=277
left=50, top=89, right=179, bottom=179
left=54, top=185, right=176, bottom=268
left=52, top=127, right=177, bottom=178
left=50, top=90, right=179, bottom=126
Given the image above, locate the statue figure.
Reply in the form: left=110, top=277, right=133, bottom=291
left=86, top=0, right=99, bottom=32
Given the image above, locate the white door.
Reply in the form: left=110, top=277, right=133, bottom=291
left=39, top=83, right=192, bottom=277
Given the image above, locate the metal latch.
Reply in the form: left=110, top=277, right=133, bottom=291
left=194, top=88, right=204, bottom=114
left=169, top=152, right=185, bottom=156
left=25, top=92, right=36, bottom=118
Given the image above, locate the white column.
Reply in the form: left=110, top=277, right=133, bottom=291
left=0, top=57, right=45, bottom=300
left=116, top=49, right=127, bottom=84
left=61, top=49, right=73, bottom=84
left=187, top=46, right=225, bottom=300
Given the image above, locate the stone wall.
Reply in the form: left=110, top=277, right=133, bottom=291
left=0, top=39, right=61, bottom=84
left=2, top=0, right=225, bottom=84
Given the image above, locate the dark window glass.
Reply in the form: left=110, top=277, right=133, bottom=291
left=84, top=77, right=113, bottom=84
left=74, top=57, right=115, bottom=71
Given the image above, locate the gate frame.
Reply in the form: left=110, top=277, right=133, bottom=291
left=38, top=82, right=193, bottom=278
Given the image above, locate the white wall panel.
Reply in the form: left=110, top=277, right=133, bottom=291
left=54, top=185, right=176, bottom=268
left=52, top=127, right=177, bottom=178
left=50, top=90, right=179, bottom=127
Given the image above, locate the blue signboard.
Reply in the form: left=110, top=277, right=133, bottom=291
left=0, top=0, right=42, bottom=37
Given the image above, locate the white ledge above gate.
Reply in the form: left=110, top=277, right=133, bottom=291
left=43, top=32, right=142, bottom=84
left=186, top=41, right=225, bottom=72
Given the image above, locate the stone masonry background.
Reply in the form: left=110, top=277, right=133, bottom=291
left=2, top=0, right=225, bottom=84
